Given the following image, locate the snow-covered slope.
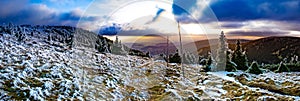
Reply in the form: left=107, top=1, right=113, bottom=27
left=0, top=25, right=299, bottom=100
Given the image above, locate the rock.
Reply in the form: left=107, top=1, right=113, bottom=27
left=226, top=73, right=235, bottom=77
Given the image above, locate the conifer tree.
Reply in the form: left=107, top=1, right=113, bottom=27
left=232, top=40, right=249, bottom=70
left=226, top=50, right=237, bottom=72
left=182, top=50, right=197, bottom=64
left=103, top=39, right=110, bottom=53
left=203, top=53, right=213, bottom=72
left=114, top=35, right=119, bottom=46
left=111, top=35, right=126, bottom=55
left=216, top=31, right=227, bottom=71
left=169, top=50, right=181, bottom=63
left=216, top=31, right=237, bottom=71
left=146, top=51, right=150, bottom=58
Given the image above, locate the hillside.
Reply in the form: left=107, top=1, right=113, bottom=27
left=0, top=24, right=112, bottom=52
left=187, top=39, right=250, bottom=50
left=243, top=36, right=300, bottom=64
left=129, top=39, right=249, bottom=56
left=197, top=37, right=300, bottom=64
left=1, top=25, right=300, bottom=100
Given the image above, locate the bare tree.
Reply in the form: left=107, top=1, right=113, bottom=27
left=177, top=21, right=184, bottom=78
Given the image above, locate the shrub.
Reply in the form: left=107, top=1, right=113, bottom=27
left=275, top=62, right=290, bottom=73
left=246, top=61, right=263, bottom=74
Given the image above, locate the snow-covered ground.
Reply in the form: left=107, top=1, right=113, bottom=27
left=0, top=25, right=299, bottom=100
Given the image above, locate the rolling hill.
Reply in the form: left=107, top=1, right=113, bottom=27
left=128, top=39, right=250, bottom=56
left=197, top=36, right=300, bottom=64
left=1, top=25, right=300, bottom=100
left=243, top=36, right=300, bottom=64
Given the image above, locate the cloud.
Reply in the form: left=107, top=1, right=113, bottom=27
left=227, top=31, right=289, bottom=37
left=171, top=0, right=300, bottom=23
left=0, top=1, right=99, bottom=27
left=0, top=0, right=28, bottom=17
left=209, top=0, right=300, bottom=22
left=146, top=6, right=166, bottom=24
left=118, top=29, right=163, bottom=36
left=220, top=22, right=245, bottom=28
left=0, top=4, right=57, bottom=25
left=223, top=20, right=299, bottom=36
left=98, top=23, right=163, bottom=36
left=278, top=21, right=300, bottom=31
left=171, top=0, right=220, bottom=24
left=233, top=20, right=300, bottom=33
left=172, top=0, right=201, bottom=23
left=59, top=9, right=82, bottom=21
left=98, top=23, right=122, bottom=36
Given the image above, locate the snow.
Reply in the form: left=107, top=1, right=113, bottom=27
left=43, top=81, right=53, bottom=90
left=13, top=77, right=26, bottom=88
left=29, top=87, right=44, bottom=101
left=0, top=25, right=300, bottom=100
left=257, top=95, right=278, bottom=100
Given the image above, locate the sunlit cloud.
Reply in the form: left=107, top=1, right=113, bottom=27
left=0, top=0, right=299, bottom=42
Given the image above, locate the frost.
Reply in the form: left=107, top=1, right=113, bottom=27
left=29, top=87, right=44, bottom=101
left=1, top=25, right=300, bottom=100
left=13, top=77, right=26, bottom=88
left=257, top=95, right=278, bottom=100
left=43, top=81, right=53, bottom=90
left=43, top=89, right=51, bottom=96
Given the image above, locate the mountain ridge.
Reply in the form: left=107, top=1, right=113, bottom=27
left=197, top=36, right=300, bottom=64
left=128, top=36, right=300, bottom=64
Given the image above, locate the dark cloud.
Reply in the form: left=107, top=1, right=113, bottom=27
left=227, top=31, right=289, bottom=37
left=0, top=4, right=57, bottom=25
left=209, top=0, right=300, bottom=22
left=118, top=29, right=162, bottom=36
left=98, top=24, right=122, bottom=36
left=172, top=0, right=198, bottom=22
left=172, top=0, right=197, bottom=15
left=0, top=1, right=98, bottom=27
left=59, top=11, right=81, bottom=21
left=220, top=22, right=245, bottom=28
left=172, top=0, right=300, bottom=23
left=173, top=15, right=198, bottom=24
left=0, top=0, right=28, bottom=17
left=146, top=7, right=165, bottom=24
left=98, top=24, right=163, bottom=36
left=283, top=21, right=300, bottom=31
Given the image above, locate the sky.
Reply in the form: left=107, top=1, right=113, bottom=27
left=1, top=0, right=300, bottom=42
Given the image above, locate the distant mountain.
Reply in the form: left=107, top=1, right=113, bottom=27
left=197, top=36, right=300, bottom=64
left=185, top=39, right=250, bottom=50
left=141, top=43, right=177, bottom=55
left=243, top=36, right=300, bottom=64
left=127, top=42, right=177, bottom=56
left=130, top=39, right=249, bottom=56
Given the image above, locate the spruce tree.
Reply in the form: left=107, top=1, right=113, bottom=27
left=232, top=40, right=249, bottom=70
left=169, top=50, right=181, bottom=63
left=111, top=35, right=126, bottom=55
left=203, top=53, right=213, bottom=72
left=103, top=39, right=110, bottom=53
left=216, top=31, right=237, bottom=71
left=226, top=50, right=237, bottom=72
left=145, top=51, right=150, bottom=58
left=114, top=35, right=119, bottom=46
left=216, top=31, right=227, bottom=71
left=182, top=51, right=197, bottom=64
